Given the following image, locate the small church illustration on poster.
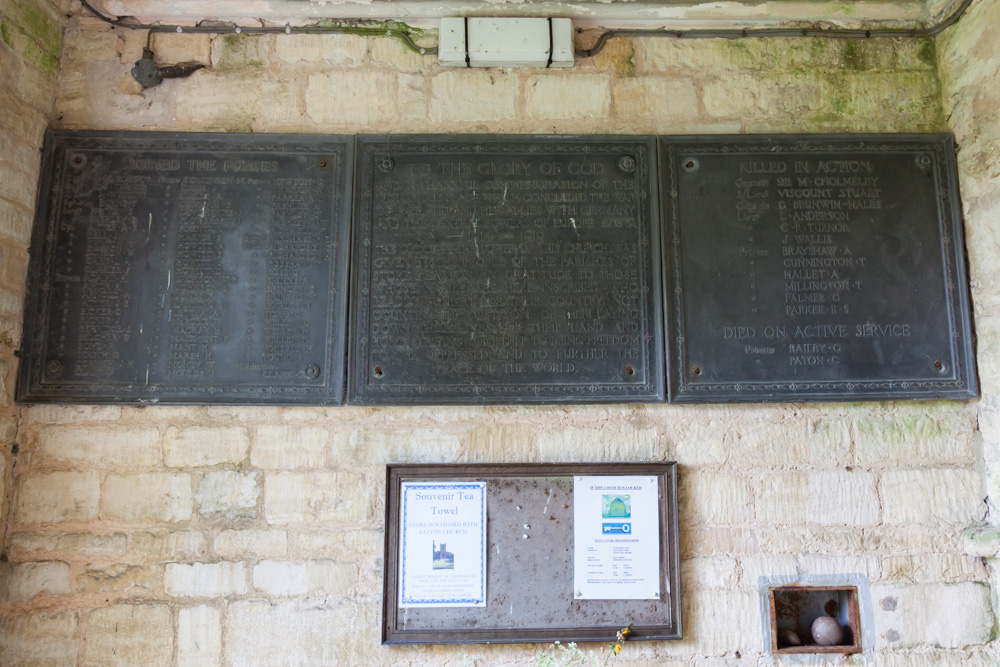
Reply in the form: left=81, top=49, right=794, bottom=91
left=602, top=494, right=631, bottom=518
left=432, top=541, right=455, bottom=569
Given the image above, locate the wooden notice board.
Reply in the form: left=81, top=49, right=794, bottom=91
left=382, top=463, right=681, bottom=645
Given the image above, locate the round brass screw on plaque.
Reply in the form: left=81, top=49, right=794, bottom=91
left=683, top=158, right=699, bottom=172
left=304, top=364, right=321, bottom=380
left=319, top=160, right=327, bottom=168
left=618, top=156, right=636, bottom=174
left=373, top=366, right=384, bottom=378
left=691, top=365, right=702, bottom=376
left=934, top=360, right=945, bottom=371
left=625, top=365, right=635, bottom=376
left=377, top=157, right=394, bottom=172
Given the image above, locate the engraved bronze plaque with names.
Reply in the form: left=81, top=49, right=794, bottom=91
left=18, top=130, right=352, bottom=404
left=350, top=136, right=663, bottom=404
left=662, top=134, right=976, bottom=403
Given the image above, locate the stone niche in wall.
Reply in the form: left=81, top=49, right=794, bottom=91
left=16, top=130, right=977, bottom=406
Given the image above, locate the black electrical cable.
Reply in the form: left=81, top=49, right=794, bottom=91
left=575, top=0, right=976, bottom=57
left=80, top=0, right=437, bottom=55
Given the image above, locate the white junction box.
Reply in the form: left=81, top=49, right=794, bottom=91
left=438, top=17, right=574, bottom=68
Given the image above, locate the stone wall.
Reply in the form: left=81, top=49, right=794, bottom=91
left=1, top=7, right=998, bottom=666
left=0, top=0, right=65, bottom=562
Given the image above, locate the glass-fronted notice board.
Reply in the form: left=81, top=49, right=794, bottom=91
left=382, top=463, right=681, bottom=645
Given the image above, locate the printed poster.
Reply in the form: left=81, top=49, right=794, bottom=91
left=399, top=481, right=487, bottom=607
left=573, top=475, right=661, bottom=600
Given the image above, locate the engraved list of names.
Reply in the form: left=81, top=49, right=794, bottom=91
left=351, top=136, right=664, bottom=404
left=665, top=135, right=975, bottom=402
left=18, top=131, right=351, bottom=404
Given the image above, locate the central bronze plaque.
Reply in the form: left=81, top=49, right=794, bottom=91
left=349, top=136, right=663, bottom=404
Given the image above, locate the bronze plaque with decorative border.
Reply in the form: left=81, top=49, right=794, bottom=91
left=661, top=134, right=976, bottom=403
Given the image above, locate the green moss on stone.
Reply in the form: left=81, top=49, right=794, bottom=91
left=1, top=17, right=58, bottom=74
left=842, top=41, right=864, bottom=71
left=918, top=39, right=936, bottom=67
left=5, top=0, right=61, bottom=57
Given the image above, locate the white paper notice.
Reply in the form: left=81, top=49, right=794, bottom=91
left=573, top=476, right=660, bottom=600
left=398, top=481, right=487, bottom=607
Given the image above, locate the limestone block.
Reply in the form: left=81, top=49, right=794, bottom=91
left=369, top=36, right=434, bottom=70
left=196, top=470, right=259, bottom=517
left=305, top=71, right=397, bottom=126
left=881, top=554, right=987, bottom=583
left=854, top=414, right=976, bottom=466
left=638, top=37, right=770, bottom=73
left=210, top=34, right=271, bottom=69
left=61, top=28, right=120, bottom=62
left=343, top=427, right=461, bottom=465
left=15, top=471, right=100, bottom=524
left=680, top=556, right=738, bottom=590
left=397, top=73, right=427, bottom=121
left=226, top=600, right=352, bottom=666
left=0, top=198, right=33, bottom=243
left=84, top=604, right=173, bottom=667
left=20, top=405, right=123, bottom=425
left=214, top=529, right=287, bottom=559
left=739, top=555, right=799, bottom=587
left=465, top=423, right=536, bottom=462
left=895, top=38, right=937, bottom=71
left=130, top=531, right=208, bottom=561
left=0, top=287, right=23, bottom=317
left=149, top=33, right=211, bottom=66
left=164, top=426, right=249, bottom=467
left=672, top=419, right=727, bottom=466
left=171, top=71, right=261, bottom=131
left=755, top=470, right=878, bottom=525
left=256, top=76, right=306, bottom=129
left=77, top=563, right=160, bottom=597
left=102, top=473, right=193, bottom=522
left=537, top=426, right=661, bottom=462
left=525, top=74, right=611, bottom=120
left=871, top=582, right=994, bottom=648
left=703, top=73, right=825, bottom=119
left=612, top=77, right=700, bottom=120
left=679, top=470, right=753, bottom=525
left=684, top=590, right=760, bottom=656
left=177, top=605, right=222, bottom=667
left=164, top=562, right=247, bottom=598
left=730, top=418, right=850, bottom=468
left=798, top=554, right=881, bottom=580
left=252, top=425, right=330, bottom=469
left=252, top=560, right=358, bottom=596
left=881, top=469, right=983, bottom=524
left=6, top=532, right=126, bottom=560
left=429, top=70, right=518, bottom=123
left=0, top=610, right=78, bottom=667
left=5, top=560, right=71, bottom=600
left=276, top=33, right=366, bottom=65
left=264, top=471, right=368, bottom=525
left=34, top=425, right=161, bottom=466
left=0, top=163, right=38, bottom=210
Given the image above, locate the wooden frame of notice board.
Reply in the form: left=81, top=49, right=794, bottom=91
left=382, top=463, right=681, bottom=645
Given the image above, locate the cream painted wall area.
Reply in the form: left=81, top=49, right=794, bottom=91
left=1, top=3, right=998, bottom=665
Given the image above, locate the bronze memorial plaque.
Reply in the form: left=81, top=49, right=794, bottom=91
left=662, top=134, right=976, bottom=402
left=18, top=130, right=352, bottom=404
left=350, top=135, right=663, bottom=404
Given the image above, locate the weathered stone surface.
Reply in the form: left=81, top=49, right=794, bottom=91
left=34, top=425, right=161, bottom=466
left=6, top=560, right=71, bottom=600
left=15, top=471, right=100, bottom=524
left=429, top=70, right=518, bottom=123
left=129, top=531, right=208, bottom=561
left=77, top=563, right=160, bottom=597
left=680, top=556, right=739, bottom=590
left=164, top=426, right=249, bottom=468
left=177, top=605, right=222, bottom=667
left=341, top=427, right=461, bottom=465
left=679, top=471, right=753, bottom=525
left=464, top=423, right=536, bottom=462
left=172, top=71, right=261, bottom=130
left=755, top=470, right=879, bottom=526
left=0, top=610, right=78, bottom=667
left=214, top=529, right=287, bottom=559
left=612, top=76, right=700, bottom=120
left=5, top=531, right=127, bottom=560
left=102, top=473, right=193, bottom=522
left=871, top=583, right=994, bottom=648
left=305, top=71, right=396, bottom=126
left=854, top=414, right=977, bottom=466
left=368, top=37, right=432, bottom=70
left=525, top=74, right=611, bottom=120
left=210, top=34, right=272, bottom=69
left=84, top=605, right=172, bottom=667
left=164, top=562, right=247, bottom=598
left=196, top=471, right=259, bottom=517
left=276, top=33, right=365, bottom=65
left=225, top=600, right=352, bottom=666
left=537, top=426, right=661, bottom=462
left=264, top=471, right=369, bottom=525
left=881, top=469, right=983, bottom=524
left=252, top=426, right=330, bottom=469
left=252, top=560, right=357, bottom=597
